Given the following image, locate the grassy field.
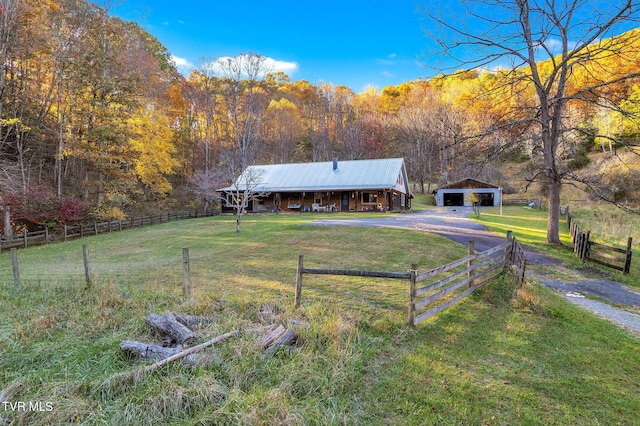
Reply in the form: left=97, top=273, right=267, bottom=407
left=1, top=211, right=639, bottom=425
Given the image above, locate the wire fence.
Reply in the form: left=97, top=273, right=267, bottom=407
left=0, top=210, right=217, bottom=253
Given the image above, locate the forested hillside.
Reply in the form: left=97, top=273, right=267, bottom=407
left=1, top=0, right=639, bottom=235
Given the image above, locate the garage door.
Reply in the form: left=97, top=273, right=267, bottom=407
left=476, top=192, right=494, bottom=206
left=443, top=193, right=464, bottom=206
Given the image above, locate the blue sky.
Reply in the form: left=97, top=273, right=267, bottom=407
left=103, top=0, right=435, bottom=92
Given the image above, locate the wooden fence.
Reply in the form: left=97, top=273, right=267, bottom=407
left=503, top=198, right=542, bottom=208
left=295, top=231, right=527, bottom=326
left=410, top=232, right=525, bottom=326
left=0, top=209, right=216, bottom=253
left=563, top=206, right=633, bottom=274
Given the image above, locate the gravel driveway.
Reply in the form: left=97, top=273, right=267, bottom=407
left=312, top=207, right=640, bottom=336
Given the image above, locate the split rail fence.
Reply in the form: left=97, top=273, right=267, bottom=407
left=295, top=231, right=527, bottom=326
left=0, top=210, right=216, bottom=253
left=563, top=206, right=633, bottom=274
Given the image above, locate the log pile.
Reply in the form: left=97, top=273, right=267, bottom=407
left=121, top=312, right=217, bottom=365
left=120, top=312, right=302, bottom=367
left=258, top=323, right=298, bottom=356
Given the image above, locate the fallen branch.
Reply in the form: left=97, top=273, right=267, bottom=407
left=140, top=329, right=240, bottom=374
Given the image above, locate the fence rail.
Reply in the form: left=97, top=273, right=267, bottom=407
left=410, top=233, right=526, bottom=326
left=295, top=231, right=527, bottom=326
left=0, top=209, right=216, bottom=253
left=563, top=206, right=633, bottom=274
left=0, top=228, right=50, bottom=251
left=503, top=198, right=542, bottom=208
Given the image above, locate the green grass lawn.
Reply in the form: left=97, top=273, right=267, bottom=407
left=1, top=212, right=639, bottom=425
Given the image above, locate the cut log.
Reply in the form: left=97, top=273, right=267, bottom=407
left=263, top=329, right=296, bottom=356
left=119, top=340, right=202, bottom=365
left=173, top=314, right=217, bottom=328
left=258, top=324, right=286, bottom=350
left=258, top=324, right=297, bottom=356
left=145, top=313, right=198, bottom=346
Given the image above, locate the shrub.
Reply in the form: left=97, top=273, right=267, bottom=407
left=2, top=186, right=87, bottom=231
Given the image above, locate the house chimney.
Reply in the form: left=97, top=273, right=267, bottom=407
left=333, top=157, right=338, bottom=171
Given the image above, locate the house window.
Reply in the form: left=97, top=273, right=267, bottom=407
left=314, top=192, right=322, bottom=204
left=362, top=192, right=378, bottom=204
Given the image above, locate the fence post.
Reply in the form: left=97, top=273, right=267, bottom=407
left=11, top=248, right=20, bottom=285
left=505, top=230, right=513, bottom=265
left=624, top=236, right=633, bottom=274
left=580, top=231, right=590, bottom=263
left=182, top=247, right=191, bottom=298
left=83, top=244, right=92, bottom=286
left=295, top=254, right=304, bottom=308
left=467, top=240, right=475, bottom=287
left=408, top=263, right=417, bottom=327
left=23, top=230, right=27, bottom=248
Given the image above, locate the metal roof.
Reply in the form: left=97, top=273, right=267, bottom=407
left=221, top=158, right=410, bottom=194
left=437, top=178, right=499, bottom=190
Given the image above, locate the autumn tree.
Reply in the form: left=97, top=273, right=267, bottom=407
left=350, top=88, right=386, bottom=159
left=184, top=61, right=226, bottom=175
left=423, top=0, right=640, bottom=243
left=217, top=53, right=271, bottom=171
left=262, top=97, right=302, bottom=163
left=388, top=83, right=442, bottom=193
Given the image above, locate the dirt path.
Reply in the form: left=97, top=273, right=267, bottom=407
left=312, top=207, right=640, bottom=336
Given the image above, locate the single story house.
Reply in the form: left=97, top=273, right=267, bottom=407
left=433, top=178, right=501, bottom=207
left=219, top=157, right=413, bottom=213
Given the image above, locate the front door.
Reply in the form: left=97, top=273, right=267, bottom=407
left=341, top=192, right=350, bottom=212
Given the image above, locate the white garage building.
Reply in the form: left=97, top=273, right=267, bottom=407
left=434, top=178, right=501, bottom=207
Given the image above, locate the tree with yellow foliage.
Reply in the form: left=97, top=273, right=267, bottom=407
left=127, top=108, right=178, bottom=195
left=423, top=0, right=640, bottom=243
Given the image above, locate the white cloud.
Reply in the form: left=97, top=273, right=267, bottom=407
left=203, top=54, right=299, bottom=78
left=263, top=57, right=299, bottom=74
left=381, top=71, right=393, bottom=77
left=536, top=38, right=580, bottom=57
left=377, top=53, right=398, bottom=66
left=171, top=55, right=195, bottom=72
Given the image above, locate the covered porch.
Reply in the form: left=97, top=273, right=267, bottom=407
left=251, top=189, right=410, bottom=213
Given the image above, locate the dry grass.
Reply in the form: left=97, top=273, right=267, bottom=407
left=568, top=200, right=639, bottom=249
